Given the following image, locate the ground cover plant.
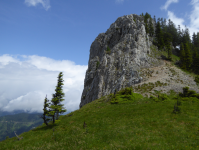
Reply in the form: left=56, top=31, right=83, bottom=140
left=1, top=87, right=199, bottom=149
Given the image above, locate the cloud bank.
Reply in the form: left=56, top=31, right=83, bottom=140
left=0, top=54, right=87, bottom=114
left=161, top=0, right=179, bottom=10
left=24, top=0, right=51, bottom=11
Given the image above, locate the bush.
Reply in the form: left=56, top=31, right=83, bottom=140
left=118, top=87, right=133, bottom=95
left=173, top=100, right=181, bottom=114
left=158, top=94, right=170, bottom=102
left=96, top=61, right=100, bottom=70
left=179, top=87, right=198, bottom=98
left=149, top=95, right=158, bottom=102
left=107, top=46, right=111, bottom=51
left=110, top=95, right=119, bottom=104
left=110, top=87, right=141, bottom=104
left=195, top=75, right=199, bottom=84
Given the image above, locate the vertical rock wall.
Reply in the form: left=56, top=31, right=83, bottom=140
left=80, top=14, right=159, bottom=108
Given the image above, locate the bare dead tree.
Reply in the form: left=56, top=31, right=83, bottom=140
left=14, top=131, right=23, bottom=141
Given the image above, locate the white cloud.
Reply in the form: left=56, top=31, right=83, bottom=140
left=0, top=54, right=87, bottom=114
left=189, top=0, right=199, bottom=34
left=167, top=11, right=185, bottom=30
left=161, top=0, right=179, bottom=10
left=25, top=0, right=51, bottom=11
left=166, top=0, right=199, bottom=38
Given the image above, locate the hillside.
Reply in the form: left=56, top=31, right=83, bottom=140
left=133, top=45, right=199, bottom=97
left=0, top=75, right=199, bottom=149
left=0, top=113, right=43, bottom=142
left=1, top=12, right=199, bottom=149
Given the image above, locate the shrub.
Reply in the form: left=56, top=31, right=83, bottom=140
left=110, top=96, right=119, bottom=104
left=118, top=87, right=133, bottom=95
left=96, top=61, right=100, bottom=70
left=179, top=87, right=198, bottom=98
left=173, top=100, right=181, bottom=114
left=149, top=95, right=158, bottom=102
left=107, top=46, right=111, bottom=52
left=158, top=94, right=170, bottom=102
left=110, top=87, right=143, bottom=104
left=195, top=75, right=199, bottom=84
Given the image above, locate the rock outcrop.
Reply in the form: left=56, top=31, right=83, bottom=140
left=79, top=14, right=161, bottom=108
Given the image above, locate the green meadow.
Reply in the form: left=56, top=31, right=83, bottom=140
left=1, top=87, right=199, bottom=150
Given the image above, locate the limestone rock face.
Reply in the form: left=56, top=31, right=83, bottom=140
left=80, top=14, right=159, bottom=108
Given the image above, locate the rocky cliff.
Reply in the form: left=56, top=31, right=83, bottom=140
left=79, top=14, right=161, bottom=108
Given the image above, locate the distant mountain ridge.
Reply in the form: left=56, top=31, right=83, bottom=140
left=0, top=112, right=43, bottom=142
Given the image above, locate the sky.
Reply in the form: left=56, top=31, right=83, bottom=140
left=0, top=0, right=199, bottom=115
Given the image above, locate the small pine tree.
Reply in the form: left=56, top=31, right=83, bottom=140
left=180, top=43, right=186, bottom=69
left=40, top=95, right=51, bottom=126
left=48, top=72, right=67, bottom=124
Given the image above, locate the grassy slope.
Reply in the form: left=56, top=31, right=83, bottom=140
left=1, top=91, right=199, bottom=150
left=1, top=46, right=199, bottom=149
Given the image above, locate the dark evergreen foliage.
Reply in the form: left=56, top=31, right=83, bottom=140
left=143, top=12, right=199, bottom=74
left=155, top=21, right=164, bottom=50
left=149, top=18, right=154, bottom=36
left=184, top=43, right=192, bottom=70
left=180, top=43, right=186, bottom=69
left=48, top=72, right=67, bottom=124
left=40, top=95, right=51, bottom=126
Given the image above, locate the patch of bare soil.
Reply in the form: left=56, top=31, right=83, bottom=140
left=136, top=60, right=199, bottom=96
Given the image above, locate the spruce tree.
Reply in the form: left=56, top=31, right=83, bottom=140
left=197, top=32, right=199, bottom=48
left=155, top=21, right=164, bottom=50
left=40, top=95, right=51, bottom=126
left=180, top=43, right=186, bottom=69
left=153, top=15, right=156, bottom=24
left=149, top=18, right=154, bottom=37
left=167, top=44, right=172, bottom=60
left=177, top=25, right=182, bottom=45
left=192, top=32, right=197, bottom=47
left=192, top=48, right=199, bottom=74
left=48, top=72, right=67, bottom=124
left=184, top=43, right=192, bottom=70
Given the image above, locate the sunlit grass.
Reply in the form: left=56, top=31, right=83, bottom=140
left=1, top=88, right=199, bottom=149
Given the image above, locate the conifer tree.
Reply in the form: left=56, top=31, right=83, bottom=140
left=40, top=95, right=51, bottom=126
left=192, top=47, right=199, bottom=74
left=153, top=15, right=156, bottom=24
left=48, top=72, right=67, bottom=124
left=184, top=43, right=192, bottom=70
left=197, top=32, right=199, bottom=48
left=192, top=32, right=197, bottom=47
left=155, top=21, right=164, bottom=50
left=144, top=13, right=151, bottom=35
left=177, top=25, right=183, bottom=45
left=180, top=43, right=186, bottom=69
left=149, top=18, right=154, bottom=37
left=167, top=44, right=172, bottom=60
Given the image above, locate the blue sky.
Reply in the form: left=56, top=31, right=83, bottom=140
left=0, top=0, right=198, bottom=115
